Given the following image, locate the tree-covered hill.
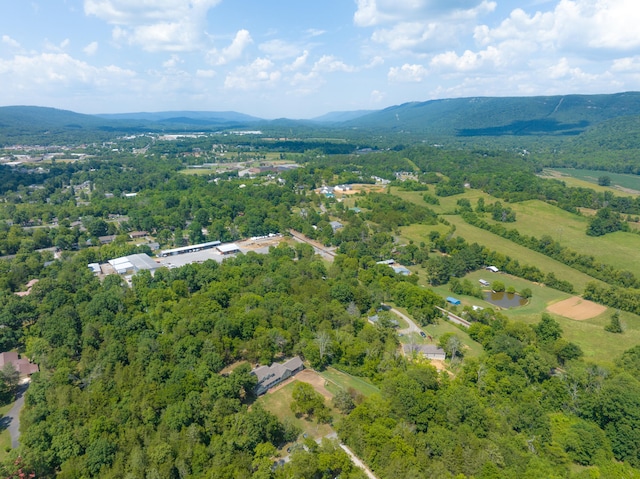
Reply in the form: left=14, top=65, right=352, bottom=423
left=345, top=92, right=640, bottom=138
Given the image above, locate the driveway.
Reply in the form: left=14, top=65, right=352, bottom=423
left=382, top=304, right=422, bottom=335
left=4, top=381, right=29, bottom=448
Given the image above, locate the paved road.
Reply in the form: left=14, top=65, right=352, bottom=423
left=5, top=382, right=29, bottom=448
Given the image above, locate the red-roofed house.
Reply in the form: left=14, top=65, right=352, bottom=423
left=0, top=352, right=39, bottom=377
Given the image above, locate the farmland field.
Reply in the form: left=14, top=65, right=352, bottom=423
left=399, top=218, right=604, bottom=293
left=486, top=199, right=640, bottom=274
left=541, top=168, right=640, bottom=194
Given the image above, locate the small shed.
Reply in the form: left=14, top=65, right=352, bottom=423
left=479, top=279, right=490, bottom=287
left=486, top=266, right=499, bottom=273
left=446, top=296, right=461, bottom=305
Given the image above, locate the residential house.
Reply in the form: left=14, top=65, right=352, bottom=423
left=330, top=221, right=343, bottom=232
left=252, top=356, right=304, bottom=395
left=403, top=344, right=446, bottom=361
left=0, top=351, right=39, bottom=377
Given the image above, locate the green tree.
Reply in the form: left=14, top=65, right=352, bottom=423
left=598, top=175, right=611, bottom=186
left=290, top=382, right=329, bottom=422
left=534, top=313, right=563, bottom=343
left=605, top=311, right=623, bottom=333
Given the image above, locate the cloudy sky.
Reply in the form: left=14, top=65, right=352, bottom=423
left=1, top=0, right=639, bottom=118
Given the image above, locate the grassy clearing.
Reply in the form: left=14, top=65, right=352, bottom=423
left=318, top=367, right=379, bottom=397
left=400, top=219, right=602, bottom=293
left=485, top=199, right=640, bottom=275
left=544, top=168, right=640, bottom=194
left=424, top=320, right=484, bottom=359
left=257, top=381, right=334, bottom=441
left=391, top=187, right=494, bottom=216
left=430, top=269, right=572, bottom=321
left=433, top=270, right=640, bottom=366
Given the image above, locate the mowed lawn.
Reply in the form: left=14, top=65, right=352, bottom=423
left=544, top=168, right=640, bottom=194
left=389, top=304, right=484, bottom=359
left=390, top=187, right=640, bottom=364
left=318, top=367, right=379, bottom=397
left=393, top=186, right=640, bottom=279
left=492, top=199, right=640, bottom=275
left=257, top=381, right=334, bottom=441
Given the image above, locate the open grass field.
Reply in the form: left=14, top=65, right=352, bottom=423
left=485, top=199, right=640, bottom=275
left=399, top=219, right=603, bottom=293
left=543, top=168, right=640, bottom=194
left=257, top=378, right=334, bottom=441
left=391, top=186, right=495, bottom=215
left=393, top=186, right=640, bottom=279
left=318, top=367, right=379, bottom=398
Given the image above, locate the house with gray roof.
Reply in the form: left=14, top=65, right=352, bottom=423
left=403, top=344, right=446, bottom=361
left=251, top=356, right=304, bottom=395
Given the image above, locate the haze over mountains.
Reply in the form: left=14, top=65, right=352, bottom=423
left=2, top=91, right=640, bottom=143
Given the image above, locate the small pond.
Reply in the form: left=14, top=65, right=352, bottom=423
left=483, top=291, right=527, bottom=308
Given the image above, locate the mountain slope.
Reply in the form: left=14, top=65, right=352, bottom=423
left=347, top=92, right=640, bottom=137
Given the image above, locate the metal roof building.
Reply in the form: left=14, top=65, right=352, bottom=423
left=159, top=240, right=221, bottom=257
left=108, top=253, right=160, bottom=275
left=217, top=243, right=240, bottom=255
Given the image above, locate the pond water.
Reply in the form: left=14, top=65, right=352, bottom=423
left=483, top=291, right=527, bottom=308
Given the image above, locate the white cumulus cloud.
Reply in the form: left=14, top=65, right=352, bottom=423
left=388, top=63, right=428, bottom=82
left=209, top=29, right=253, bottom=65
left=0, top=52, right=136, bottom=96
left=357, top=0, right=496, bottom=53
left=224, top=57, right=281, bottom=90
left=312, top=55, right=356, bottom=73
left=84, top=0, right=222, bottom=52
left=2, top=35, right=21, bottom=49
left=83, top=41, right=99, bottom=56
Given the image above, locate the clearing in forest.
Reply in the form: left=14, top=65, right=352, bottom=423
left=546, top=296, right=607, bottom=321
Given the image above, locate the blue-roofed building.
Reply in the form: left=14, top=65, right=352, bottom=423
left=446, top=296, right=461, bottom=305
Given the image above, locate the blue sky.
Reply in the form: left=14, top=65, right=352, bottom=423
left=0, top=0, right=639, bottom=118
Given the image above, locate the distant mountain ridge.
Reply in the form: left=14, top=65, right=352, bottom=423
left=345, top=92, right=640, bottom=137
left=96, top=111, right=262, bottom=123
left=2, top=92, right=640, bottom=145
